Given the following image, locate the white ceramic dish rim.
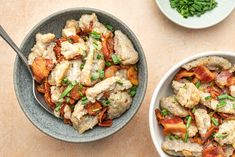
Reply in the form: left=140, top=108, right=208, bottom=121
left=154, top=0, right=235, bottom=29
left=149, top=51, right=235, bottom=156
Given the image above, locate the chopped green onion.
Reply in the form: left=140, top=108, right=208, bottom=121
left=90, top=31, right=101, bottom=40
left=129, top=86, right=137, bottom=97
left=78, top=91, right=83, bottom=97
left=168, top=134, right=175, bottom=141
left=71, top=80, right=77, bottom=86
left=161, top=109, right=169, bottom=116
left=233, top=104, right=235, bottom=109
left=228, top=95, right=235, bottom=101
left=99, top=70, right=105, bottom=78
left=214, top=133, right=228, bottom=139
left=66, top=97, right=70, bottom=103
left=55, top=103, right=61, bottom=112
left=192, top=107, right=196, bottom=113
left=187, top=76, right=193, bottom=81
left=62, top=78, right=69, bottom=84
left=105, top=24, right=113, bottom=31
left=67, top=38, right=73, bottom=43
left=102, top=99, right=111, bottom=107
left=184, top=131, right=189, bottom=143
left=81, top=96, right=88, bottom=105
left=60, top=84, right=74, bottom=99
left=105, top=61, right=112, bottom=66
left=218, top=94, right=229, bottom=100
left=217, top=100, right=227, bottom=109
left=186, top=116, right=192, bottom=128
left=80, top=63, right=85, bottom=70
left=211, top=117, right=219, bottom=126
left=205, top=96, right=212, bottom=100
left=195, top=81, right=201, bottom=88
left=111, top=55, right=121, bottom=64
left=91, top=73, right=100, bottom=81
left=116, top=80, right=123, bottom=86
left=97, top=54, right=103, bottom=60
left=70, top=105, right=75, bottom=110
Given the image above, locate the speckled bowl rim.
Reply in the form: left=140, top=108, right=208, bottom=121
left=13, top=7, right=148, bottom=143
left=149, top=51, right=235, bottom=156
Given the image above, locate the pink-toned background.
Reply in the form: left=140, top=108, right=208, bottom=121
left=1, top=0, right=235, bottom=156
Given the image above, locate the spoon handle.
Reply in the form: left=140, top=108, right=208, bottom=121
left=0, top=25, right=32, bottom=76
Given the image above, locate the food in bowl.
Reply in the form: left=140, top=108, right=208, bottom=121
left=27, top=13, right=139, bottom=134
left=155, top=56, right=235, bottom=156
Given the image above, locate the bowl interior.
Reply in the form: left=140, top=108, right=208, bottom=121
left=155, top=0, right=235, bottom=29
left=149, top=51, right=235, bottom=156
left=14, top=8, right=147, bottom=142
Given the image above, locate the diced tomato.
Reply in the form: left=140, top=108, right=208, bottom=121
left=175, top=69, right=195, bottom=81
left=194, top=66, right=216, bottom=83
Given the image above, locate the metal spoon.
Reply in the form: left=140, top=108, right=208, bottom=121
left=0, top=25, right=54, bottom=115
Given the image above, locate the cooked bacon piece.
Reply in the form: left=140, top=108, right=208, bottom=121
left=101, top=33, right=114, bottom=60
left=104, top=65, right=120, bottom=78
left=190, top=135, right=203, bottom=145
left=69, top=84, right=86, bottom=100
left=44, top=81, right=55, bottom=109
left=194, top=66, right=215, bottom=83
left=175, top=69, right=195, bottom=81
left=36, top=84, right=46, bottom=94
left=98, top=119, right=112, bottom=127
left=202, top=145, right=225, bottom=157
left=127, top=66, right=139, bottom=85
left=31, top=57, right=54, bottom=83
left=53, top=37, right=67, bottom=62
left=155, top=109, right=164, bottom=122
left=215, top=71, right=232, bottom=88
left=68, top=35, right=80, bottom=43
left=85, top=101, right=103, bottom=116
left=207, top=86, right=222, bottom=99
left=160, top=117, right=186, bottom=137
left=98, top=108, right=107, bottom=123
left=218, top=112, right=235, bottom=120
left=202, top=126, right=218, bottom=144
left=227, top=77, right=235, bottom=86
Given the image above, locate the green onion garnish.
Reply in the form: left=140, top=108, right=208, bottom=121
left=80, top=63, right=85, bottom=70
left=211, top=117, right=219, bottom=126
left=81, top=96, right=88, bottom=105
left=129, top=86, right=137, bottom=97
left=66, top=97, right=70, bottom=103
left=91, top=73, right=100, bottom=81
left=60, top=84, right=74, bottom=99
left=96, top=54, right=103, bottom=60
left=102, top=99, right=111, bottom=107
left=116, top=80, right=123, bottom=86
left=205, top=96, right=212, bottom=100
left=161, top=109, right=169, bottom=116
left=192, top=107, right=196, bottom=113
left=105, top=61, right=112, bottom=66
left=105, top=24, right=113, bottom=31
left=184, top=131, right=189, bottom=142
left=195, top=81, right=201, bottom=88
left=186, top=116, right=192, bottom=128
left=90, top=31, right=101, bottom=40
left=99, top=70, right=105, bottom=78
left=214, top=133, right=228, bottom=139
left=233, top=104, right=235, bottom=109
left=55, top=103, right=61, bottom=112
left=111, top=55, right=121, bottom=64
left=216, top=100, right=227, bottom=109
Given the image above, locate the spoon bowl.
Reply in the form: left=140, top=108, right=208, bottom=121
left=0, top=25, right=54, bottom=116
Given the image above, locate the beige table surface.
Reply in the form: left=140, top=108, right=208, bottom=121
left=1, top=0, right=235, bottom=156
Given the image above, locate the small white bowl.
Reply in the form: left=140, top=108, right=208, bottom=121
left=155, top=0, right=235, bottom=29
left=149, top=51, right=235, bottom=156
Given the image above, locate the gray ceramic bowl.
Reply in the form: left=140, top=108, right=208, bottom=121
left=14, top=8, right=148, bottom=142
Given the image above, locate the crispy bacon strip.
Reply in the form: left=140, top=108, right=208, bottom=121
left=227, top=77, right=235, bottom=86
left=160, top=117, right=186, bottom=137
left=101, top=33, right=114, bottom=60
left=104, top=65, right=120, bottom=78
left=194, top=66, right=215, bottom=83
left=68, top=35, right=80, bottom=43
left=69, top=84, right=86, bottom=100
left=218, top=112, right=235, bottom=120
left=98, top=108, right=107, bottom=123
left=202, top=145, right=225, bottom=157
left=175, top=69, right=195, bottom=81
left=36, top=84, right=46, bottom=94
left=155, top=109, right=164, bottom=122
left=31, top=57, right=54, bottom=83
left=44, top=81, right=55, bottom=109
left=85, top=101, right=103, bottom=116
left=202, top=126, right=218, bottom=144
left=127, top=66, right=139, bottom=86
left=190, top=136, right=203, bottom=145
left=53, top=37, right=67, bottom=62
left=207, top=86, right=222, bottom=99
left=98, top=119, right=112, bottom=127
